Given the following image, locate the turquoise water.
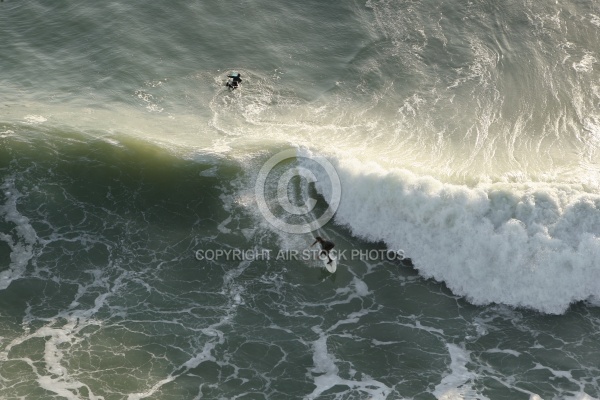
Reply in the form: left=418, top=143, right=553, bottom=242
left=1, top=1, right=600, bottom=399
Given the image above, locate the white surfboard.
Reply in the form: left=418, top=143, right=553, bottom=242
left=324, top=258, right=337, bottom=273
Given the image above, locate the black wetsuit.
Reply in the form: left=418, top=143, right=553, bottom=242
left=227, top=74, right=242, bottom=89
left=320, top=240, right=334, bottom=252
left=314, top=238, right=335, bottom=264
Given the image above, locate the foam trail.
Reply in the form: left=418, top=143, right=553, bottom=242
left=305, top=327, right=392, bottom=400
left=0, top=262, right=147, bottom=399
left=433, top=344, right=488, bottom=400
left=0, top=310, right=106, bottom=399
left=0, top=178, right=38, bottom=290
left=312, top=155, right=600, bottom=314
left=127, top=260, right=251, bottom=400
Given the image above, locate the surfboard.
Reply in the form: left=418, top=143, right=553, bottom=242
left=324, top=258, right=337, bottom=273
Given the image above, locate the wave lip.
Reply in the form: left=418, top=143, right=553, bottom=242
left=317, top=155, right=600, bottom=314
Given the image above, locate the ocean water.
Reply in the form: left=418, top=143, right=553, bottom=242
left=1, top=0, right=600, bottom=399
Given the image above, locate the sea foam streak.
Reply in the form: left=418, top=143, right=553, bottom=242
left=0, top=178, right=38, bottom=290
left=306, top=152, right=600, bottom=314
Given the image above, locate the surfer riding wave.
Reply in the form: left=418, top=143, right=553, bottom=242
left=312, top=236, right=335, bottom=265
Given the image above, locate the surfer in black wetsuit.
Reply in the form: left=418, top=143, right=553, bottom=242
left=312, top=236, right=335, bottom=264
left=226, top=73, right=242, bottom=89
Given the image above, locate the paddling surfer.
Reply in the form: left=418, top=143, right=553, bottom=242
left=226, top=72, right=242, bottom=89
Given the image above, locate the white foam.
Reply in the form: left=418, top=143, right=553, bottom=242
left=564, top=394, right=599, bottom=400
left=217, top=216, right=232, bottom=233
left=434, top=344, right=489, bottom=400
left=353, top=277, right=370, bottom=297
left=127, top=259, right=250, bottom=399
left=306, top=327, right=392, bottom=400
left=397, top=320, right=445, bottom=336
left=3, top=314, right=104, bottom=400
left=573, top=53, right=597, bottom=73
left=532, top=362, right=572, bottom=379
left=486, top=348, right=521, bottom=357
left=314, top=155, right=600, bottom=314
left=199, top=166, right=219, bottom=177
left=0, top=179, right=38, bottom=290
left=23, top=114, right=47, bottom=124
left=102, top=137, right=124, bottom=147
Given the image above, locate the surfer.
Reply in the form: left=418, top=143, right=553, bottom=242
left=312, top=236, right=335, bottom=264
left=226, top=72, right=242, bottom=89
